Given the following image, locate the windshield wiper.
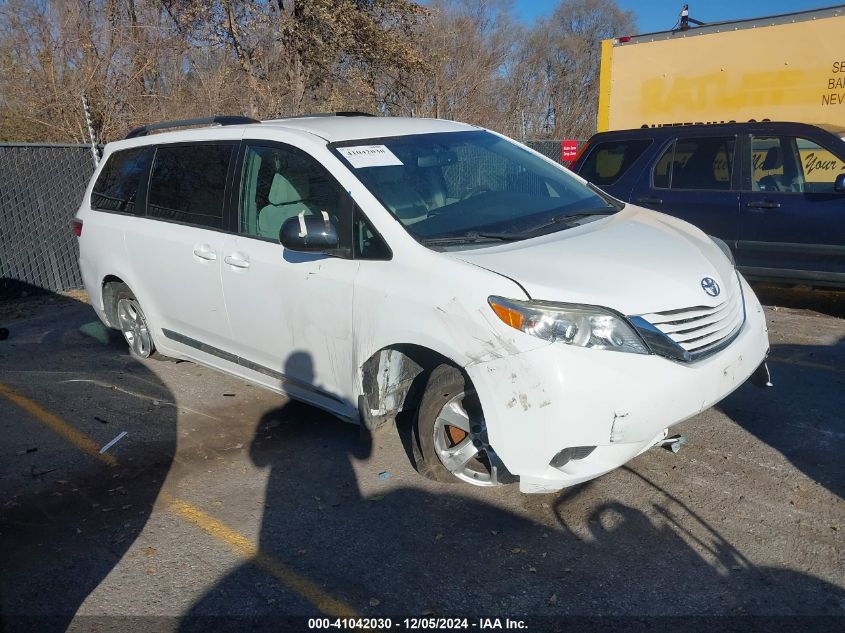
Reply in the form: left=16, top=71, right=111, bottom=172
left=470, top=209, right=617, bottom=241
left=522, top=209, right=616, bottom=233
left=420, top=232, right=518, bottom=246
left=420, top=209, right=616, bottom=245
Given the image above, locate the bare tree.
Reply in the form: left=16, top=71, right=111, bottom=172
left=0, top=0, right=430, bottom=141
left=514, top=0, right=634, bottom=139
left=0, top=0, right=633, bottom=142
left=161, top=0, right=430, bottom=117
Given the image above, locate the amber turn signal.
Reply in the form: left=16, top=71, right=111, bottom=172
left=489, top=299, right=524, bottom=330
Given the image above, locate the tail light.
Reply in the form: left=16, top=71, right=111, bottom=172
left=72, top=218, right=83, bottom=237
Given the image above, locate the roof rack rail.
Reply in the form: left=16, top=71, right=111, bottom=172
left=290, top=111, right=375, bottom=118
left=125, top=115, right=259, bottom=140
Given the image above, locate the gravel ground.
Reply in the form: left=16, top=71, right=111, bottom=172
left=0, top=286, right=842, bottom=632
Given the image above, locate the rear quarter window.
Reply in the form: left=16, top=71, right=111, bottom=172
left=578, top=139, right=651, bottom=186
left=90, top=147, right=154, bottom=214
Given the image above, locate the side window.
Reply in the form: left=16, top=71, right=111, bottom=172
left=354, top=207, right=391, bottom=260
left=147, top=144, right=233, bottom=229
left=579, top=139, right=651, bottom=186
left=796, top=138, right=843, bottom=192
left=750, top=136, right=791, bottom=192
left=653, top=137, right=735, bottom=190
left=752, top=136, right=845, bottom=193
left=652, top=141, right=674, bottom=189
left=239, top=144, right=352, bottom=249
left=90, top=147, right=153, bottom=214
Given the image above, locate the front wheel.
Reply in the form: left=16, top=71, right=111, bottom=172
left=413, top=364, right=506, bottom=487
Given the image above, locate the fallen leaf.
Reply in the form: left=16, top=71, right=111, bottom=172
left=548, top=593, right=558, bottom=606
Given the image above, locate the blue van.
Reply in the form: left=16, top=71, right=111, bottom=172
left=571, top=122, right=845, bottom=288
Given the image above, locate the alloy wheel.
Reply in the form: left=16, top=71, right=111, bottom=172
left=116, top=298, right=153, bottom=358
left=432, top=391, right=501, bottom=486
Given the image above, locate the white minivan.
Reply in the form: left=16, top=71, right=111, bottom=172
left=75, top=114, right=770, bottom=493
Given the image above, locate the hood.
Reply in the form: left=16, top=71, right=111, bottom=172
left=447, top=206, right=736, bottom=316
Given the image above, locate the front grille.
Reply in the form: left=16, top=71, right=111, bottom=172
left=631, top=274, right=745, bottom=362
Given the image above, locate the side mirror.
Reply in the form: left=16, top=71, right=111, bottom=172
left=835, top=173, right=845, bottom=193
left=279, top=214, right=340, bottom=253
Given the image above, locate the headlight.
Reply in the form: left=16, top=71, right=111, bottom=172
left=488, top=296, right=649, bottom=354
left=709, top=235, right=735, bottom=266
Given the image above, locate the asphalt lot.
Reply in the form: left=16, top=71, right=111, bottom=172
left=0, top=286, right=843, bottom=631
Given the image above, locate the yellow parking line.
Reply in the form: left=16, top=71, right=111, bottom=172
left=0, top=381, right=356, bottom=617
left=163, top=494, right=359, bottom=618
left=0, top=381, right=117, bottom=466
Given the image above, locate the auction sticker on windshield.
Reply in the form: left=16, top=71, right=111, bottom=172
left=338, top=145, right=403, bottom=168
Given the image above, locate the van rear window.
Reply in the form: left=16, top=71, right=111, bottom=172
left=91, top=147, right=154, bottom=214
left=147, top=144, right=233, bottom=229
left=578, top=140, right=651, bottom=186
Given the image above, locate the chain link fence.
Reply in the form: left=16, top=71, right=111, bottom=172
left=1, top=144, right=96, bottom=299
left=0, top=139, right=575, bottom=300
left=526, top=139, right=567, bottom=163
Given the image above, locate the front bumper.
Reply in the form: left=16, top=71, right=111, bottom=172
left=466, top=276, right=769, bottom=493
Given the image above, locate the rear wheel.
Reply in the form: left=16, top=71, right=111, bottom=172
left=107, top=283, right=158, bottom=359
left=414, top=364, right=505, bottom=486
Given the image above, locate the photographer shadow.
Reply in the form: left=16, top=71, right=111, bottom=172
left=180, top=353, right=844, bottom=630
left=0, top=293, right=178, bottom=632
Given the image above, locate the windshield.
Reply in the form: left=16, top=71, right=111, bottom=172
left=332, top=130, right=619, bottom=246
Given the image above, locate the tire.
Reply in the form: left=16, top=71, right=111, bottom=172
left=413, top=364, right=503, bottom=487
left=106, top=282, right=161, bottom=360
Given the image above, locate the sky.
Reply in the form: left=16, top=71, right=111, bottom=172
left=509, top=0, right=835, bottom=33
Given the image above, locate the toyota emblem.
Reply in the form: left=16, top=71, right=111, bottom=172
left=701, top=277, right=720, bottom=297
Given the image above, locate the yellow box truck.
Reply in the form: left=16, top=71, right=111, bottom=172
left=597, top=5, right=845, bottom=133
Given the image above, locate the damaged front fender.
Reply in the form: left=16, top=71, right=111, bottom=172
left=358, top=348, right=423, bottom=431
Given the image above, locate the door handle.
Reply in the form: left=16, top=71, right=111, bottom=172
left=635, top=196, right=663, bottom=205
left=192, top=244, right=217, bottom=261
left=224, top=253, right=250, bottom=269
left=746, top=200, right=781, bottom=210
